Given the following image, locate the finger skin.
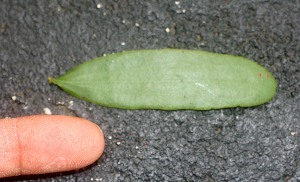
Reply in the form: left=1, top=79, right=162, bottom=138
left=0, top=115, right=105, bottom=178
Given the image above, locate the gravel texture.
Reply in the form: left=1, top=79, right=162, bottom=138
left=1, top=0, right=300, bottom=181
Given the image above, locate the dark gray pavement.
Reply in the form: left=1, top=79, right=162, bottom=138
left=1, top=0, right=300, bottom=181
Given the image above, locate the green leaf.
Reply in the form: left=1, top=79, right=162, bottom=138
left=49, top=49, right=276, bottom=110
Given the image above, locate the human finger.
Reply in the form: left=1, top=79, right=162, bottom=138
left=0, top=115, right=105, bottom=178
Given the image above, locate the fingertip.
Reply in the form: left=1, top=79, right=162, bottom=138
left=0, top=115, right=105, bottom=178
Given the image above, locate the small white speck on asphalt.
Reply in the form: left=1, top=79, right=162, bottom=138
left=11, top=96, right=17, bottom=101
left=43, top=108, right=52, bottom=115
left=96, top=3, right=103, bottom=9
left=69, top=100, right=74, bottom=106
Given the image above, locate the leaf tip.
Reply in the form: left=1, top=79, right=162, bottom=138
left=48, top=76, right=55, bottom=84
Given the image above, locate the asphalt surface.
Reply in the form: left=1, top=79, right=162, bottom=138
left=1, top=0, right=300, bottom=181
